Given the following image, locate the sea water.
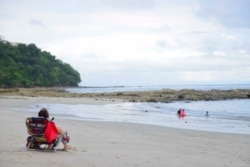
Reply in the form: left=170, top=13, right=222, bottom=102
left=20, top=84, right=250, bottom=134
left=24, top=99, right=250, bottom=134
left=65, top=84, right=250, bottom=93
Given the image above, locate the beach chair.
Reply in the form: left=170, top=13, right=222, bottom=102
left=25, top=117, right=62, bottom=151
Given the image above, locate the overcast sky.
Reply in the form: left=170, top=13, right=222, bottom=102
left=1, top=0, right=250, bottom=86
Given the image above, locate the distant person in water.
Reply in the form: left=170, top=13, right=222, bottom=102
left=177, top=108, right=186, bottom=117
left=180, top=109, right=186, bottom=117
left=206, top=111, right=209, bottom=117
left=177, top=108, right=182, bottom=116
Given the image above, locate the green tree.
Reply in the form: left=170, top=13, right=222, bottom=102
left=0, top=40, right=81, bottom=87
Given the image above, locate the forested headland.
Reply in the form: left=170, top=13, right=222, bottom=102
left=0, top=40, right=81, bottom=87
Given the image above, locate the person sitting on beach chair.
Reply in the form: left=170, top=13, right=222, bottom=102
left=26, top=108, right=70, bottom=151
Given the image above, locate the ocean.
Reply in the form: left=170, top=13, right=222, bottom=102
left=65, top=84, right=250, bottom=93
left=24, top=84, right=250, bottom=134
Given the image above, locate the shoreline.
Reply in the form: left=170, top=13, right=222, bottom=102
left=1, top=96, right=249, bottom=134
left=0, top=96, right=250, bottom=167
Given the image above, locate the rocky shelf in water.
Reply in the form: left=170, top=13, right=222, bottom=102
left=1, top=87, right=250, bottom=103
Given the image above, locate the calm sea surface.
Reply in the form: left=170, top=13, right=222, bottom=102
left=22, top=84, right=250, bottom=134
left=66, top=84, right=250, bottom=93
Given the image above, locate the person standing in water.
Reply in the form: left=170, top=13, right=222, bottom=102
left=180, top=109, right=186, bottom=117
left=177, top=108, right=186, bottom=117
left=206, top=111, right=209, bottom=117
left=177, top=108, right=182, bottom=117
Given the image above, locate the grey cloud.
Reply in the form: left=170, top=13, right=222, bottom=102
left=82, top=52, right=106, bottom=60
left=155, top=40, right=168, bottom=48
left=51, top=0, right=155, bottom=13
left=150, top=25, right=171, bottom=33
left=197, top=0, right=250, bottom=28
left=184, top=30, right=209, bottom=35
left=198, top=38, right=221, bottom=52
left=99, top=0, right=155, bottom=10
left=29, top=19, right=46, bottom=28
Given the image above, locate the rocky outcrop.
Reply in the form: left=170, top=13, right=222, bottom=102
left=1, top=88, right=249, bottom=103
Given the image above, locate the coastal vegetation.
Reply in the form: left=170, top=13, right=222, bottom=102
left=0, top=40, right=81, bottom=87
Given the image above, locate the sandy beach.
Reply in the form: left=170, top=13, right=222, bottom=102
left=0, top=96, right=250, bottom=167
